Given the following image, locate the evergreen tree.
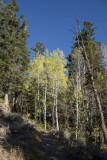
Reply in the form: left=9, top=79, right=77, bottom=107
left=31, top=41, right=46, bottom=55
left=74, top=20, right=107, bottom=143
left=67, top=21, right=107, bottom=144
left=0, top=0, right=29, bottom=108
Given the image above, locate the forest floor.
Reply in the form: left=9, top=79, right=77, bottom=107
left=41, top=131, right=70, bottom=160
left=0, top=103, right=71, bottom=160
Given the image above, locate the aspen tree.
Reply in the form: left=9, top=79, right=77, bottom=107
left=28, top=54, right=45, bottom=122
left=49, top=49, right=68, bottom=131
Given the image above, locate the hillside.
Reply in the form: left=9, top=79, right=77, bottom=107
left=0, top=104, right=71, bottom=160
left=0, top=103, right=47, bottom=160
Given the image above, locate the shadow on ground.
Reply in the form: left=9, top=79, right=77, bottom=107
left=0, top=108, right=47, bottom=160
left=41, top=131, right=70, bottom=160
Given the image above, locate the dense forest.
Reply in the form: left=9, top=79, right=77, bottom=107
left=0, top=0, right=107, bottom=159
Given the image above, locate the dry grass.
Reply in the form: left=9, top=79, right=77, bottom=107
left=0, top=146, right=24, bottom=160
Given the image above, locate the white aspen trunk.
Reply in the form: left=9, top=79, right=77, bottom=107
left=43, top=87, right=47, bottom=130
left=5, top=93, right=9, bottom=108
left=38, top=70, right=41, bottom=122
left=76, top=98, right=79, bottom=140
left=44, top=53, right=48, bottom=130
left=35, top=92, right=37, bottom=121
left=44, top=87, right=47, bottom=130
left=34, top=81, right=37, bottom=121
left=76, top=77, right=79, bottom=140
left=76, top=54, right=80, bottom=140
left=83, top=62, right=86, bottom=74
left=52, top=86, right=55, bottom=128
left=78, top=54, right=81, bottom=123
left=82, top=93, right=86, bottom=145
left=55, top=82, right=59, bottom=131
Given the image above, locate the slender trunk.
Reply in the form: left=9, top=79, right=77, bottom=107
left=5, top=92, right=9, bottom=109
left=76, top=76, right=79, bottom=140
left=82, top=93, right=86, bottom=145
left=78, top=54, right=81, bottom=123
left=44, top=87, right=47, bottom=130
left=38, top=84, right=40, bottom=120
left=76, top=97, right=79, bottom=140
left=34, top=81, right=37, bottom=121
left=38, top=70, right=41, bottom=122
left=52, top=87, right=55, bottom=128
left=35, top=92, right=37, bottom=121
left=76, top=54, right=80, bottom=140
left=55, top=82, right=59, bottom=131
left=77, top=22, right=107, bottom=143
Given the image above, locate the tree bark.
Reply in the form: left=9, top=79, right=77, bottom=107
left=4, top=92, right=9, bottom=109
left=55, top=82, right=59, bottom=131
left=44, top=87, right=47, bottom=130
left=35, top=92, right=37, bottom=121
left=52, top=87, right=55, bottom=128
left=38, top=70, right=41, bottom=122
left=100, top=129, right=104, bottom=146
left=76, top=76, right=79, bottom=140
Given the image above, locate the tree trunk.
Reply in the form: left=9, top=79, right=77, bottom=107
left=76, top=76, right=79, bottom=140
left=55, top=82, right=59, bottom=131
left=4, top=92, right=9, bottom=109
left=35, top=93, right=37, bottom=121
left=100, top=129, right=104, bottom=146
left=38, top=70, right=41, bottom=122
left=43, top=87, right=47, bottom=130
left=34, top=81, right=37, bottom=121
left=52, top=87, right=55, bottom=128
left=77, top=24, right=107, bottom=142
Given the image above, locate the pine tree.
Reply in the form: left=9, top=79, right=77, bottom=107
left=74, top=20, right=107, bottom=143
left=0, top=0, right=29, bottom=108
left=67, top=20, right=107, bottom=143
left=31, top=41, right=46, bottom=55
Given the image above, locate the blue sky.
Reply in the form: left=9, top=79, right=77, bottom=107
left=16, top=0, right=107, bottom=60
